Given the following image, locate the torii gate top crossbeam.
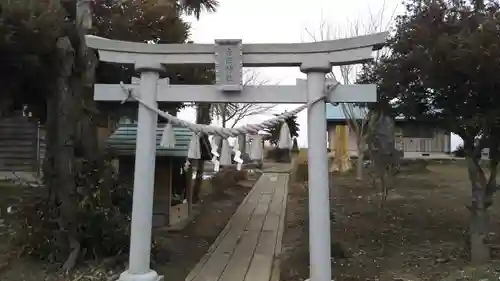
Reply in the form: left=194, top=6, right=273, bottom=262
left=85, top=32, right=388, bottom=67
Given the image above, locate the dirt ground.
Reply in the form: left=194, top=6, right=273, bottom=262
left=280, top=163, right=500, bottom=281
left=155, top=179, right=252, bottom=281
left=0, top=174, right=255, bottom=281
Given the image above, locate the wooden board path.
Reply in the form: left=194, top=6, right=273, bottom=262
left=185, top=171, right=290, bottom=281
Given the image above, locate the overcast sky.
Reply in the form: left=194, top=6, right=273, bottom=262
left=178, top=0, right=462, bottom=149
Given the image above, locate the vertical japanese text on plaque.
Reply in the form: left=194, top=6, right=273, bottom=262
left=215, top=39, right=243, bottom=92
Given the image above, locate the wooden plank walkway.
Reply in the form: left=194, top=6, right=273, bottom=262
left=185, top=172, right=289, bottom=281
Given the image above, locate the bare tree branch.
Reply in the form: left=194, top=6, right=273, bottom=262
left=211, top=69, right=277, bottom=128
left=228, top=103, right=276, bottom=128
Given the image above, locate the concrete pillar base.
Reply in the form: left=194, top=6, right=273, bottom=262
left=118, top=270, right=163, bottom=281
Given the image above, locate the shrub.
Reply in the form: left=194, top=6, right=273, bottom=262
left=211, top=168, right=248, bottom=194
left=11, top=159, right=133, bottom=262
left=453, top=145, right=466, bottom=157
left=291, top=139, right=299, bottom=154
left=266, top=148, right=291, bottom=163
left=295, top=163, right=309, bottom=183
left=398, top=159, right=429, bottom=173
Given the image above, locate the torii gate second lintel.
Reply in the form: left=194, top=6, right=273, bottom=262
left=88, top=34, right=388, bottom=281
left=94, top=80, right=377, bottom=104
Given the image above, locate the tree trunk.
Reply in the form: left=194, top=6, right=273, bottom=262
left=356, top=145, right=364, bottom=181
left=76, top=49, right=100, bottom=161
left=192, top=103, right=211, bottom=203
left=221, top=109, right=227, bottom=128
left=220, top=110, right=227, bottom=154
left=378, top=169, right=388, bottom=211
left=44, top=95, right=58, bottom=203
left=35, top=0, right=97, bottom=271
left=485, top=145, right=499, bottom=208
left=238, top=134, right=246, bottom=155
left=469, top=204, right=490, bottom=264
left=55, top=36, right=80, bottom=272
left=466, top=157, right=490, bottom=264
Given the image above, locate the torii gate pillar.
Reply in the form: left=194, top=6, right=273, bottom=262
left=120, top=61, right=164, bottom=281
left=301, top=62, right=333, bottom=281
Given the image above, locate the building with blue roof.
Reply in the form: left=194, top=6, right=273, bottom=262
left=107, top=124, right=193, bottom=157
left=326, top=103, right=451, bottom=158
left=106, top=123, right=210, bottom=228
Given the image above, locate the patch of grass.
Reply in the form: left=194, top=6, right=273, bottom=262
left=0, top=182, right=26, bottom=215
left=199, top=179, right=213, bottom=196
left=294, top=163, right=308, bottom=183
left=291, top=150, right=308, bottom=183
left=281, top=163, right=500, bottom=281
left=296, top=149, right=308, bottom=164
left=210, top=168, right=248, bottom=194
left=440, top=263, right=500, bottom=281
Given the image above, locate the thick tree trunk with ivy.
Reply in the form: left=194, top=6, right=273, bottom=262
left=52, top=36, right=80, bottom=272
left=45, top=1, right=100, bottom=270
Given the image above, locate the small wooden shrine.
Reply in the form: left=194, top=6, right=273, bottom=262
left=107, top=124, right=194, bottom=228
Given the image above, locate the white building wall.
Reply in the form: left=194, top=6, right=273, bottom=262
left=327, top=124, right=450, bottom=158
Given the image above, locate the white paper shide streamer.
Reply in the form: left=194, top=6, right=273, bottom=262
left=219, top=139, right=232, bottom=166
left=185, top=133, right=201, bottom=171
left=118, top=81, right=338, bottom=172
left=245, top=138, right=251, bottom=155
left=119, top=81, right=332, bottom=140
left=233, top=145, right=243, bottom=171
left=278, top=122, right=293, bottom=149
left=249, top=134, right=263, bottom=161
left=211, top=136, right=221, bottom=172
left=160, top=122, right=176, bottom=148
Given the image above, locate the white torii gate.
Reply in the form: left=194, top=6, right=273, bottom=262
left=86, top=33, right=387, bottom=281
